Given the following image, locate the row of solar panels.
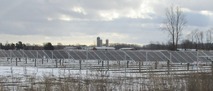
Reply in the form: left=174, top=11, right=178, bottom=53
left=0, top=50, right=212, bottom=63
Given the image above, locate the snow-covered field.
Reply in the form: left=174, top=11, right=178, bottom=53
left=0, top=57, right=212, bottom=91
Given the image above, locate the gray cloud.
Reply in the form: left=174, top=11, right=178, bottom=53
left=0, top=0, right=212, bottom=45
left=186, top=12, right=211, bottom=27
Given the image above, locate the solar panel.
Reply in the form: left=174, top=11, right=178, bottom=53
left=56, top=50, right=68, bottom=59
left=177, top=51, right=194, bottom=63
left=88, top=51, right=101, bottom=60
left=0, top=50, right=212, bottom=63
left=124, top=50, right=140, bottom=61
left=68, top=51, right=82, bottom=60
left=108, top=50, right=124, bottom=60
left=94, top=50, right=110, bottom=60
left=0, top=50, right=8, bottom=57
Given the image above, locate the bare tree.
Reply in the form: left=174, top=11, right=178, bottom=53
left=206, top=28, right=213, bottom=50
left=161, top=6, right=187, bottom=50
left=191, top=30, right=198, bottom=43
left=194, top=30, right=205, bottom=50
left=195, top=30, right=200, bottom=50
left=199, top=31, right=204, bottom=49
left=207, top=28, right=213, bottom=43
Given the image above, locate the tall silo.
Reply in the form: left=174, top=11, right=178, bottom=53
left=97, top=37, right=101, bottom=47
left=106, top=39, right=109, bottom=47
left=100, top=39, right=103, bottom=47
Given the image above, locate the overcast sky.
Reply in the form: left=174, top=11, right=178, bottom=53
left=0, top=0, right=213, bottom=45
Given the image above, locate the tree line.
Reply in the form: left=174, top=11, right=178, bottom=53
left=3, top=39, right=213, bottom=51
left=143, top=28, right=213, bottom=50
left=0, top=41, right=54, bottom=50
left=0, top=41, right=144, bottom=50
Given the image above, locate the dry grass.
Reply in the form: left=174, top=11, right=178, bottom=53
left=0, top=67, right=213, bottom=91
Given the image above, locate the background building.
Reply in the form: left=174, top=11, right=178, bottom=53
left=97, top=37, right=110, bottom=47
left=97, top=37, right=101, bottom=47
left=106, top=39, right=109, bottom=47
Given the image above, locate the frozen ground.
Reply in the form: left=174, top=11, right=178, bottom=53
left=0, top=57, right=212, bottom=91
left=0, top=57, right=211, bottom=78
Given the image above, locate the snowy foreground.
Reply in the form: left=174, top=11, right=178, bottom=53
left=0, top=65, right=211, bottom=91
left=0, top=66, right=151, bottom=91
left=0, top=58, right=212, bottom=91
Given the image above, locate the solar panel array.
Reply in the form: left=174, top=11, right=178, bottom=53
left=0, top=50, right=212, bottom=63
